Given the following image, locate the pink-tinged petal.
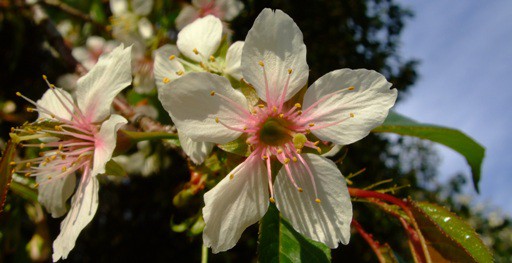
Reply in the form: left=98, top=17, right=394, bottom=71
left=178, top=132, right=214, bottom=165
left=76, top=44, right=132, bottom=123
left=177, top=15, right=222, bottom=62
left=274, top=154, right=352, bottom=248
left=37, top=88, right=74, bottom=121
left=203, top=155, right=269, bottom=253
left=216, top=0, right=244, bottom=21
left=92, top=114, right=127, bottom=177
left=153, top=44, right=185, bottom=89
left=158, top=72, right=248, bottom=144
left=52, top=176, right=99, bottom=261
left=242, top=8, right=308, bottom=103
left=175, top=5, right=199, bottom=30
left=224, top=41, right=244, bottom=80
left=302, top=69, right=397, bottom=146
left=37, top=172, right=76, bottom=218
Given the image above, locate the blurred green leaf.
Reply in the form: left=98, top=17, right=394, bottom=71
left=0, top=140, right=18, bottom=212
left=410, top=201, right=493, bottom=263
left=218, top=135, right=250, bottom=157
left=258, top=204, right=331, bottom=263
left=104, top=160, right=127, bottom=177
left=372, top=111, right=485, bottom=192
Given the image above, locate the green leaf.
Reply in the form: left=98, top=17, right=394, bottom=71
left=410, top=201, right=493, bottom=263
left=103, top=160, right=127, bottom=177
left=0, top=140, right=18, bottom=212
left=218, top=135, right=250, bottom=157
left=258, top=204, right=331, bottom=263
left=372, top=111, right=485, bottom=192
left=121, top=130, right=178, bottom=142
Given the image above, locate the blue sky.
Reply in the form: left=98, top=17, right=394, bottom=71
left=394, top=1, right=512, bottom=214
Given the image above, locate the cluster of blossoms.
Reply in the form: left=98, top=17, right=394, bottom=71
left=9, top=3, right=396, bottom=261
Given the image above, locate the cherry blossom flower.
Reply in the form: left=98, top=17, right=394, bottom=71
left=158, top=9, right=397, bottom=252
left=154, top=15, right=243, bottom=164
left=12, top=45, right=132, bottom=261
left=175, top=0, right=244, bottom=30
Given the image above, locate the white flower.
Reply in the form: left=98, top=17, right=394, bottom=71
left=175, top=0, right=244, bottom=30
left=72, top=36, right=120, bottom=70
left=158, top=9, right=398, bottom=252
left=14, top=45, right=132, bottom=261
left=153, top=15, right=243, bottom=164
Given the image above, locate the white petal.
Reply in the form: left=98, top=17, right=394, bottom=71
left=85, top=36, right=106, bottom=52
left=302, top=69, right=397, bottom=146
left=203, top=155, right=269, bottom=253
left=224, top=41, right=244, bottom=80
left=91, top=114, right=128, bottom=177
left=274, top=154, right=352, bottom=248
left=132, top=0, right=153, bottom=16
left=241, top=9, right=308, bottom=103
left=216, top=0, right=244, bottom=21
left=110, top=0, right=128, bottom=16
left=178, top=132, right=214, bottom=165
left=52, top=176, right=99, bottom=261
left=37, top=88, right=74, bottom=121
left=37, top=172, right=76, bottom=218
left=76, top=44, right=132, bottom=123
left=177, top=15, right=222, bottom=62
left=137, top=17, right=154, bottom=39
left=153, top=44, right=185, bottom=89
left=158, top=72, right=248, bottom=144
left=71, top=47, right=91, bottom=69
left=175, top=5, right=199, bottom=30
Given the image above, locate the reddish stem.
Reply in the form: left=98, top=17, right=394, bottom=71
left=352, top=220, right=386, bottom=263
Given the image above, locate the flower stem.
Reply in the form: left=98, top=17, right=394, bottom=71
left=201, top=244, right=208, bottom=263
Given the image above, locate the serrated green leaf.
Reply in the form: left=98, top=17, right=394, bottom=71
left=372, top=111, right=485, bottom=192
left=258, top=204, right=331, bottom=263
left=410, top=201, right=493, bottom=263
left=218, top=135, right=250, bottom=157
left=0, top=140, right=18, bottom=212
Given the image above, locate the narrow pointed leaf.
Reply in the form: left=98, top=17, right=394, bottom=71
left=410, top=201, right=493, bottom=263
left=258, top=204, right=331, bottom=263
left=372, top=111, right=485, bottom=192
left=0, top=140, right=18, bottom=213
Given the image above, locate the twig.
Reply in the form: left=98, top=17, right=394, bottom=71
left=40, top=0, right=107, bottom=30
left=352, top=220, right=387, bottom=263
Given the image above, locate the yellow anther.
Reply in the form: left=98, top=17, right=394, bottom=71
left=50, top=84, right=55, bottom=88
left=298, top=110, right=303, bottom=115
left=272, top=106, right=277, bottom=113
left=350, top=113, right=355, bottom=118
left=243, top=126, right=248, bottom=131
left=9, top=161, right=16, bottom=165
left=50, top=155, right=57, bottom=161
left=308, top=123, right=315, bottom=127
left=257, top=104, right=265, bottom=108
left=176, top=70, right=184, bottom=76
left=296, top=149, right=302, bottom=154
left=251, top=110, right=258, bottom=114
left=314, top=141, right=320, bottom=146
left=294, top=103, right=301, bottom=108
left=348, top=86, right=355, bottom=91
left=55, top=125, right=62, bottom=131
left=42, top=75, right=47, bottom=80
left=25, top=162, right=31, bottom=168
left=298, top=187, right=303, bottom=192
left=39, top=143, right=45, bottom=149
left=229, top=174, right=234, bottom=180
left=209, top=55, right=216, bottom=62
left=210, top=91, right=215, bottom=96
left=288, top=68, right=293, bottom=74
left=277, top=149, right=283, bottom=154
left=258, top=61, right=265, bottom=67
left=262, top=155, right=268, bottom=160
left=47, top=176, right=52, bottom=180
left=10, top=168, right=15, bottom=174
left=34, top=183, right=39, bottom=188
left=292, top=157, right=298, bottom=162
left=25, top=173, right=31, bottom=177
left=305, top=129, right=311, bottom=134
left=50, top=114, right=55, bottom=118
left=16, top=92, right=22, bottom=96
left=279, top=113, right=284, bottom=118
left=26, top=107, right=34, bottom=112
left=283, top=158, right=290, bottom=164
left=62, top=166, right=67, bottom=172
left=163, top=77, right=170, bottom=84
left=193, top=48, right=199, bottom=55
left=169, top=55, right=176, bottom=60
left=269, top=197, right=275, bottom=203
left=58, top=144, right=63, bottom=151
left=215, top=117, right=219, bottom=123
left=316, top=147, right=322, bottom=153
left=199, top=62, right=206, bottom=69
left=315, top=198, right=321, bottom=203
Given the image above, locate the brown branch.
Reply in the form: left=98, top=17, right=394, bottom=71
left=40, top=0, right=107, bottom=30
